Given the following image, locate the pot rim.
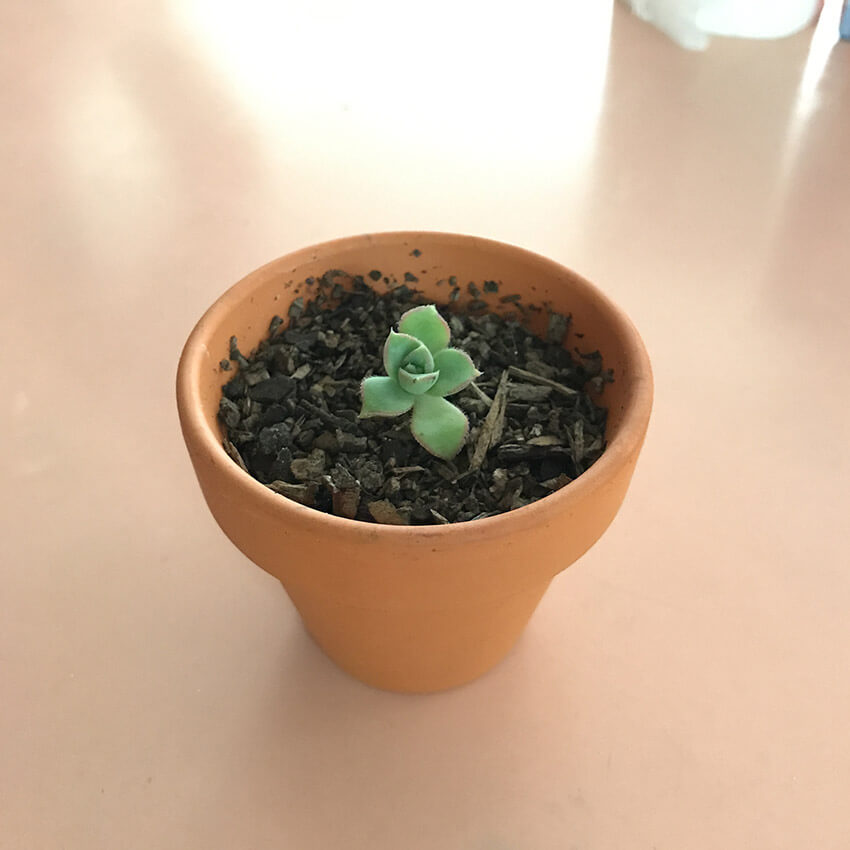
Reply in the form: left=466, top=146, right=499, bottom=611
left=176, top=231, right=653, bottom=546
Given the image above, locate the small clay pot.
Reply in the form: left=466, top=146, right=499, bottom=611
left=176, top=232, right=653, bottom=693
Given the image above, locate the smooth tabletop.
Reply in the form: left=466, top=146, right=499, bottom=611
left=2, top=2, right=849, bottom=847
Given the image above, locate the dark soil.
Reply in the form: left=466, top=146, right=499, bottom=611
left=219, top=270, right=611, bottom=525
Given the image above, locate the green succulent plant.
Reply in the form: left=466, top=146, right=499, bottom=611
left=359, top=305, right=481, bottom=460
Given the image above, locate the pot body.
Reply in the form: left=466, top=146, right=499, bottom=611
left=177, top=232, right=653, bottom=693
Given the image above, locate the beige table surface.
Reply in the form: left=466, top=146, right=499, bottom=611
left=3, top=1, right=849, bottom=847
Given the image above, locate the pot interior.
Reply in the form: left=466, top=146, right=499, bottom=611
left=189, top=233, right=645, bottom=454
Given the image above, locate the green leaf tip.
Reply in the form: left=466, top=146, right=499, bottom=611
left=398, top=305, right=450, bottom=354
left=398, top=367, right=440, bottom=395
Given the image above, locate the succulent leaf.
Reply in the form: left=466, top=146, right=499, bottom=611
left=403, top=342, right=435, bottom=374
left=410, top=394, right=469, bottom=459
left=398, top=305, right=450, bottom=354
left=427, top=348, right=481, bottom=398
left=360, top=376, right=415, bottom=417
left=383, top=331, right=422, bottom=378
left=398, top=368, right=440, bottom=395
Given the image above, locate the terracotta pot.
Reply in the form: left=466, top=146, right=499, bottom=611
left=176, top=232, right=653, bottom=693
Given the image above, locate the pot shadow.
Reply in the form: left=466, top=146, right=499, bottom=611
left=195, top=590, right=584, bottom=849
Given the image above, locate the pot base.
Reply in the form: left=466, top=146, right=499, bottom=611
left=289, top=579, right=552, bottom=694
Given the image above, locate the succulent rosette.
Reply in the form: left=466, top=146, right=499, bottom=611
left=359, top=305, right=481, bottom=459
